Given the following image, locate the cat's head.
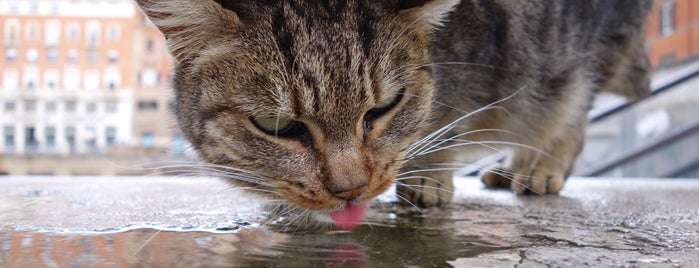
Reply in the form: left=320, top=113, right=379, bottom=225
left=136, top=0, right=458, bottom=215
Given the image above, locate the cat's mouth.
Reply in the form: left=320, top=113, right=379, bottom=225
left=328, top=202, right=369, bottom=230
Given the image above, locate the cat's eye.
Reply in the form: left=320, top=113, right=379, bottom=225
left=251, top=116, right=295, bottom=136
left=250, top=116, right=312, bottom=145
left=363, top=89, right=404, bottom=132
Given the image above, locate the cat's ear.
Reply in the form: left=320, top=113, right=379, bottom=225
left=397, top=0, right=460, bottom=28
left=134, top=0, right=243, bottom=61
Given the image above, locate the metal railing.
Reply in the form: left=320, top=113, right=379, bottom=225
left=462, top=60, right=699, bottom=177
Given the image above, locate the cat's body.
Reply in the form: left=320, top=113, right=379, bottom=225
left=136, top=0, right=651, bottom=227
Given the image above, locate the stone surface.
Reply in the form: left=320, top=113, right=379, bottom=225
left=0, top=176, right=698, bottom=267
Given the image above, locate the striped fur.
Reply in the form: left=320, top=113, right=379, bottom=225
left=135, top=0, right=651, bottom=210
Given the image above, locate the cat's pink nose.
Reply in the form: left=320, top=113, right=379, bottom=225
left=332, top=185, right=367, bottom=200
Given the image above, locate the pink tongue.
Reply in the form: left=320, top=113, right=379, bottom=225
left=329, top=203, right=368, bottom=230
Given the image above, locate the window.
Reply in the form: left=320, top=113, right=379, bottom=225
left=45, top=102, right=56, bottom=112
left=139, top=69, right=159, bottom=86
left=4, top=126, right=15, bottom=151
left=105, top=101, right=118, bottom=113
left=85, top=21, right=101, bottom=46
left=63, top=67, right=80, bottom=90
left=50, top=0, right=59, bottom=13
left=85, top=126, right=97, bottom=151
left=25, top=22, right=40, bottom=41
left=4, top=102, right=16, bottom=112
left=172, top=133, right=185, bottom=155
left=3, top=19, right=20, bottom=43
left=146, top=38, right=155, bottom=53
left=84, top=70, right=100, bottom=90
left=2, top=69, right=19, bottom=91
left=24, top=100, right=37, bottom=113
left=65, top=101, right=77, bottom=113
left=45, top=20, right=61, bottom=45
left=6, top=48, right=18, bottom=62
left=44, top=69, right=59, bottom=89
left=66, top=22, right=79, bottom=40
left=660, top=1, right=675, bottom=36
left=30, top=0, right=39, bottom=12
left=65, top=126, right=76, bottom=153
left=141, top=132, right=154, bottom=148
left=23, top=67, right=39, bottom=90
left=47, top=47, right=58, bottom=63
left=104, top=69, right=121, bottom=90
left=137, top=100, right=158, bottom=111
left=86, top=102, right=97, bottom=113
left=106, top=23, right=120, bottom=41
left=106, top=127, right=117, bottom=145
left=88, top=50, right=98, bottom=64
left=67, top=49, right=79, bottom=63
left=45, top=127, right=56, bottom=149
left=8, top=0, right=19, bottom=13
left=25, top=126, right=38, bottom=153
left=107, top=49, right=119, bottom=63
left=26, top=48, right=39, bottom=63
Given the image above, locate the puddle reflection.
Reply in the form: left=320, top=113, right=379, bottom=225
left=1, top=215, right=504, bottom=267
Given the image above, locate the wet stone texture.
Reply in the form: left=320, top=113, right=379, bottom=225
left=441, top=179, right=699, bottom=267
left=0, top=176, right=698, bottom=267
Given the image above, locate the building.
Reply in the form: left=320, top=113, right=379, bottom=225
left=131, top=11, right=181, bottom=156
left=0, top=0, right=180, bottom=175
left=646, top=0, right=699, bottom=67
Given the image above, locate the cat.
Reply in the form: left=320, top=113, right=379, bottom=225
left=135, top=0, right=651, bottom=228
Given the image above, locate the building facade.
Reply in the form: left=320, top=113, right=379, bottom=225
left=1, top=0, right=136, bottom=155
left=646, top=0, right=699, bottom=67
left=0, top=0, right=179, bottom=175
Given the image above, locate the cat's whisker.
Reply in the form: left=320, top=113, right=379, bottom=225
left=405, top=91, right=523, bottom=156
left=215, top=185, right=279, bottom=196
left=401, top=92, right=469, bottom=115
left=143, top=161, right=276, bottom=187
left=132, top=229, right=161, bottom=257
left=393, top=191, right=425, bottom=214
left=415, top=159, right=545, bottom=196
left=406, top=128, right=514, bottom=159
left=394, top=177, right=455, bottom=195
left=422, top=140, right=508, bottom=157
left=397, top=167, right=462, bottom=177
left=145, top=160, right=274, bottom=178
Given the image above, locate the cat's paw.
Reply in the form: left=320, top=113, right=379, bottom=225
left=510, top=167, right=565, bottom=195
left=480, top=165, right=565, bottom=195
left=396, top=175, right=454, bottom=207
left=479, top=164, right=512, bottom=188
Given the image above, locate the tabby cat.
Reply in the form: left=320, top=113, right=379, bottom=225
left=135, top=0, right=651, bottom=229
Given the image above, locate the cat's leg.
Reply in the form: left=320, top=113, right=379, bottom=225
left=480, top=126, right=584, bottom=194
left=481, top=93, right=588, bottom=195
left=396, top=148, right=455, bottom=207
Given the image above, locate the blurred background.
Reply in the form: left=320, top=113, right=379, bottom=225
left=0, top=0, right=698, bottom=178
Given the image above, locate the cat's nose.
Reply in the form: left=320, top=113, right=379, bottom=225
left=332, top=185, right=367, bottom=200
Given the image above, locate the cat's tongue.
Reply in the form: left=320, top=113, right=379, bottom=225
left=329, top=203, right=368, bottom=230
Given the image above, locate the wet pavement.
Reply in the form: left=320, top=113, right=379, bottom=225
left=1, top=176, right=698, bottom=267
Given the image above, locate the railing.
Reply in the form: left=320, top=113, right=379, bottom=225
left=576, top=118, right=699, bottom=176
left=462, top=59, right=699, bottom=178
left=588, top=60, right=699, bottom=123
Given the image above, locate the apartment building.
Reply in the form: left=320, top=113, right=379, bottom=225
left=1, top=0, right=137, bottom=156
left=0, top=0, right=179, bottom=175
left=646, top=0, right=699, bottom=66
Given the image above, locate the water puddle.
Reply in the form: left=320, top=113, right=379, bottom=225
left=7, top=177, right=696, bottom=266
left=1, top=212, right=505, bottom=267
left=0, top=176, right=512, bottom=267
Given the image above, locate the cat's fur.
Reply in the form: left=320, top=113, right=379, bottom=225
left=135, top=0, right=651, bottom=210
